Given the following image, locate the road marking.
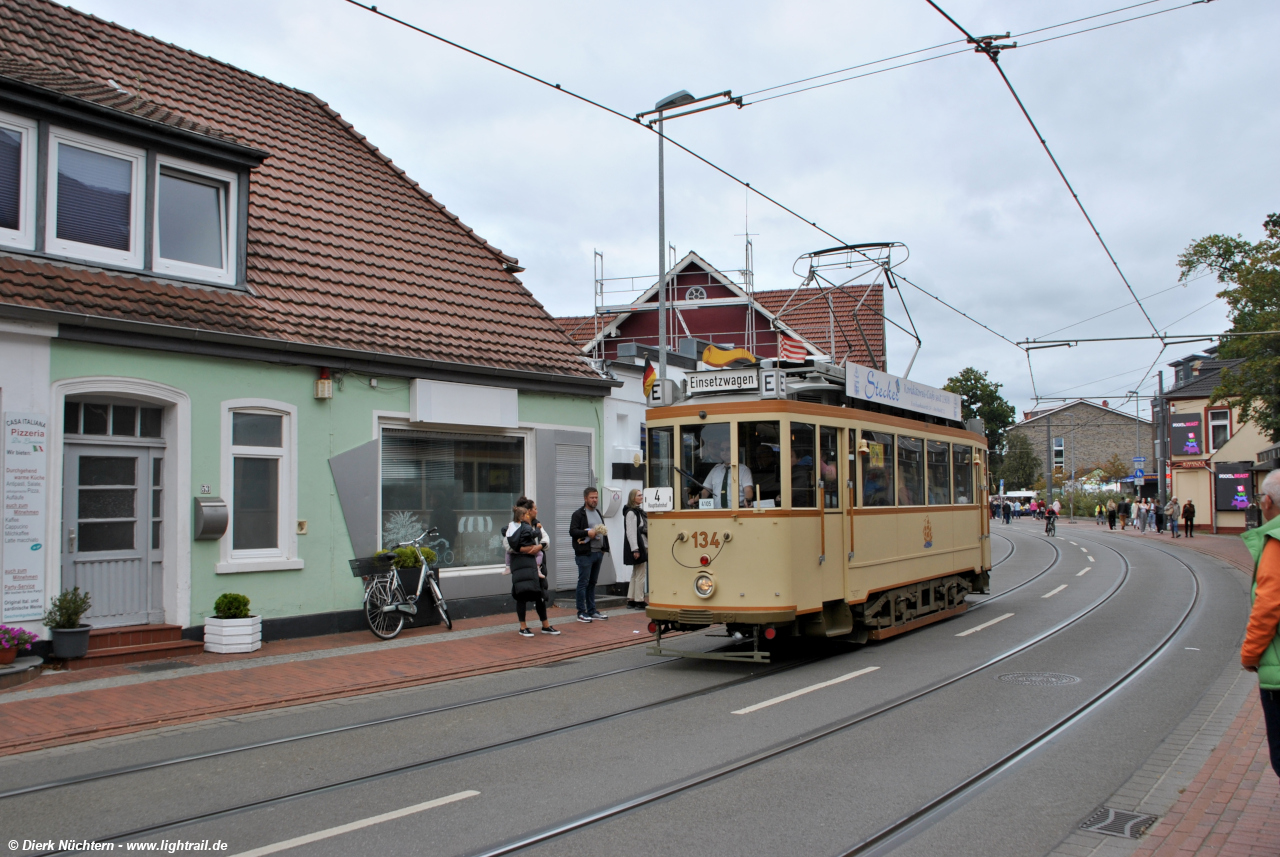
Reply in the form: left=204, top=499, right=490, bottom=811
left=1069, top=541, right=1077, bottom=545
left=1081, top=547, right=1088, bottom=553
left=1042, top=585, right=1068, bottom=599
left=228, top=791, right=479, bottom=857
left=1087, top=556, right=1095, bottom=562
left=1077, top=567, right=1091, bottom=577
left=732, top=667, right=880, bottom=714
left=1186, top=647, right=1200, bottom=651
left=956, top=612, right=1015, bottom=637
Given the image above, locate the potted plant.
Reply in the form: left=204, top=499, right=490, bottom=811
left=0, top=624, right=39, bottom=665
left=42, top=587, right=92, bottom=659
left=204, top=593, right=261, bottom=653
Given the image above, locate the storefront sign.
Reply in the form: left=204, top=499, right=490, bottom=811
left=3, top=412, right=48, bottom=621
left=845, top=364, right=962, bottom=422
left=1170, top=417, right=1203, bottom=456
left=687, top=369, right=759, bottom=395
left=1215, top=468, right=1253, bottom=512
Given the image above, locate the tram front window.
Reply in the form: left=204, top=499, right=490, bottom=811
left=790, top=423, right=817, bottom=508
left=860, top=430, right=894, bottom=507
left=680, top=423, right=752, bottom=508
left=954, top=444, right=974, bottom=504
left=820, top=426, right=839, bottom=508
left=648, top=427, right=674, bottom=489
left=739, top=421, right=781, bottom=508
left=927, top=441, right=951, bottom=505
left=897, top=435, right=924, bottom=506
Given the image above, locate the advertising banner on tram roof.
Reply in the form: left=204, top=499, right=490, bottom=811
left=845, top=364, right=962, bottom=422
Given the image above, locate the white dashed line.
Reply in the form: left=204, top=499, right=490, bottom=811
left=1087, top=556, right=1095, bottom=562
left=955, top=613, right=1015, bottom=637
left=1077, top=567, right=1091, bottom=577
left=1069, top=541, right=1077, bottom=545
left=733, top=667, right=880, bottom=714
left=1081, top=547, right=1088, bottom=553
left=1042, top=584, right=1068, bottom=599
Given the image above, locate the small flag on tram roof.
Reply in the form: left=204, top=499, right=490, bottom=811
left=642, top=357, right=657, bottom=398
left=778, top=334, right=808, bottom=363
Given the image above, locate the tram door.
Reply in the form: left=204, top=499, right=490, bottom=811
left=818, top=426, right=844, bottom=601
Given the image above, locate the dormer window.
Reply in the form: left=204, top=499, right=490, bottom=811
left=154, top=156, right=236, bottom=284
left=0, top=109, right=37, bottom=249
left=47, top=129, right=145, bottom=267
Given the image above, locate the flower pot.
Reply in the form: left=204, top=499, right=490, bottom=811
left=204, top=615, right=262, bottom=654
left=0, top=647, right=16, bottom=665
left=50, top=625, right=92, bottom=659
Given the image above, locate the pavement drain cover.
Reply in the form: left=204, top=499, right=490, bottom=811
left=997, top=672, right=1080, bottom=686
left=1079, top=807, right=1158, bottom=839
left=128, top=661, right=194, bottom=673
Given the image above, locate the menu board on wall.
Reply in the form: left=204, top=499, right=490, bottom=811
left=1170, top=416, right=1203, bottom=456
left=3, top=412, right=48, bottom=622
left=1215, top=467, right=1253, bottom=512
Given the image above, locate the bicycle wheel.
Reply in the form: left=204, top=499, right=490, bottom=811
left=1047, top=520, right=1056, bottom=537
left=428, top=573, right=452, bottom=630
left=365, top=577, right=406, bottom=640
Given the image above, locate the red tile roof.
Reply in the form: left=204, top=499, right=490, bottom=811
left=557, top=313, right=616, bottom=346
left=755, top=285, right=885, bottom=367
left=0, top=0, right=599, bottom=382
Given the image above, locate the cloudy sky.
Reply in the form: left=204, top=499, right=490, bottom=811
left=68, top=0, right=1279, bottom=414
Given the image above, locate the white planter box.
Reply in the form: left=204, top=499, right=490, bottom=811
left=204, top=615, right=262, bottom=653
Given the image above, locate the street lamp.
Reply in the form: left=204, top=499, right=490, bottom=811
left=1128, top=390, right=1142, bottom=498
left=638, top=90, right=741, bottom=382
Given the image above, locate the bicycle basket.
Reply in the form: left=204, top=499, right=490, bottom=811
left=349, top=554, right=395, bottom=578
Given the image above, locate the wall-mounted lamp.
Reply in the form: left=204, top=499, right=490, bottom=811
left=315, top=367, right=334, bottom=400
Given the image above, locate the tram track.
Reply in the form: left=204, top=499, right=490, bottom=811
left=967, top=529, right=1059, bottom=612
left=459, top=530, right=1137, bottom=857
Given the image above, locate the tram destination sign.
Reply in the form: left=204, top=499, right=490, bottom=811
left=687, top=368, right=759, bottom=396
left=845, top=364, right=962, bottom=422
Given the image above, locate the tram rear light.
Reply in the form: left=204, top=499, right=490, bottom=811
left=764, top=627, right=777, bottom=640
left=700, top=555, right=710, bottom=566
left=647, top=621, right=658, bottom=633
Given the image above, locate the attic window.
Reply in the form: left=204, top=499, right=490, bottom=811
left=152, top=156, right=236, bottom=284
left=0, top=109, right=38, bottom=250
left=46, top=128, right=145, bottom=268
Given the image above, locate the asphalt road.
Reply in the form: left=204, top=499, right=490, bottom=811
left=0, top=521, right=1251, bottom=857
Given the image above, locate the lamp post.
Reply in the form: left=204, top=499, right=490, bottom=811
left=638, top=90, right=741, bottom=382
left=1060, top=411, right=1077, bottom=521
left=1128, top=390, right=1142, bottom=498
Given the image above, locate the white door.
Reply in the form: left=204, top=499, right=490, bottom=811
left=554, top=443, right=591, bottom=589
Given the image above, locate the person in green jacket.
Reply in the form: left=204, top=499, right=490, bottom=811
left=1241, top=470, right=1280, bottom=777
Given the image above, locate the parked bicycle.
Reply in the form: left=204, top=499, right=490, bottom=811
left=352, top=528, right=452, bottom=639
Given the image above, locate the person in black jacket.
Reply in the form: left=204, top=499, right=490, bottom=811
left=569, top=487, right=610, bottom=622
left=507, top=505, right=558, bottom=637
left=623, top=488, right=649, bottom=609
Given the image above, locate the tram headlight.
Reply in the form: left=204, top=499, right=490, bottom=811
left=694, top=573, right=715, bottom=599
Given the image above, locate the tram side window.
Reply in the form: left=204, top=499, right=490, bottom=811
left=790, top=423, right=817, bottom=508
left=927, top=440, right=951, bottom=505
left=681, top=423, right=744, bottom=509
left=860, top=430, right=894, bottom=507
left=953, top=444, right=974, bottom=504
left=820, top=426, right=839, bottom=508
left=739, top=421, right=780, bottom=508
left=648, top=426, right=674, bottom=489
left=897, top=435, right=924, bottom=506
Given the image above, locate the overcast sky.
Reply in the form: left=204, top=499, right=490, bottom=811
left=67, top=0, right=1279, bottom=415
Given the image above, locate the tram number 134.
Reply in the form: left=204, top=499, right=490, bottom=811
left=689, top=531, right=721, bottom=548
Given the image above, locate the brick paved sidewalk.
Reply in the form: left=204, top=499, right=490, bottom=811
left=0, top=609, right=655, bottom=756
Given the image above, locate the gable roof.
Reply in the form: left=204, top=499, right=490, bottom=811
left=0, top=0, right=600, bottom=384
left=1016, top=398, right=1150, bottom=428
left=1163, top=358, right=1244, bottom=398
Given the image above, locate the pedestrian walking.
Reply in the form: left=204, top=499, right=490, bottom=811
left=1002, top=499, right=1011, bottom=524
left=1167, top=497, right=1181, bottom=537
left=569, top=486, right=610, bottom=622
left=1147, top=502, right=1157, bottom=530
left=1095, top=503, right=1104, bottom=525
left=1107, top=499, right=1117, bottom=530
left=1241, top=470, right=1280, bottom=780
left=506, top=505, right=558, bottom=638
left=623, top=488, right=648, bottom=609
left=1182, top=499, right=1196, bottom=537
left=1118, top=498, right=1130, bottom=530
left=1138, top=499, right=1148, bottom=533
left=1155, top=500, right=1166, bottom=533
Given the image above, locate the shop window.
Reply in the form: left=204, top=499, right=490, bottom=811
left=47, top=129, right=145, bottom=268
left=220, top=400, right=297, bottom=570
left=953, top=445, right=974, bottom=504
left=859, top=430, right=894, bottom=507
left=678, top=423, right=740, bottom=509
left=820, top=426, right=840, bottom=508
left=738, top=421, right=781, bottom=508
left=927, top=440, right=951, bottom=505
left=1209, top=410, right=1231, bottom=453
left=381, top=429, right=525, bottom=567
left=0, top=110, right=37, bottom=249
left=790, top=423, right=817, bottom=508
left=897, top=436, right=924, bottom=506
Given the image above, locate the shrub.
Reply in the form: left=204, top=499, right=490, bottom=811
left=376, top=546, right=437, bottom=568
left=42, top=587, right=91, bottom=630
left=0, top=624, right=38, bottom=651
left=213, top=593, right=251, bottom=619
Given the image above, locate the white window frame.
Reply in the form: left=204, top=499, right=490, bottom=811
left=1053, top=436, right=1065, bottom=471
left=152, top=154, right=238, bottom=285
left=218, top=399, right=302, bottom=574
left=1208, top=409, right=1231, bottom=453
left=45, top=126, right=146, bottom=269
left=0, top=109, right=38, bottom=250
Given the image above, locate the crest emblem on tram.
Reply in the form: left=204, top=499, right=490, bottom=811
left=922, top=517, right=933, bottom=549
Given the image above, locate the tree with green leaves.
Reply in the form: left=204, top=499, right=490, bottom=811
left=998, top=431, right=1041, bottom=490
left=1178, top=212, right=1280, bottom=441
left=943, top=367, right=1017, bottom=459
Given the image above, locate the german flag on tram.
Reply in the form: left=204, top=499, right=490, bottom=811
left=642, top=357, right=657, bottom=399
left=778, top=334, right=808, bottom=362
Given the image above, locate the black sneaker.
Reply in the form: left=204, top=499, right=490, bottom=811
left=541, top=626, right=561, bottom=635
left=590, top=611, right=608, bottom=621
left=517, top=627, right=534, bottom=637
left=577, top=613, right=592, bottom=623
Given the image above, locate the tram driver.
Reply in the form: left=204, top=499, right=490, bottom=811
left=699, top=436, right=755, bottom=509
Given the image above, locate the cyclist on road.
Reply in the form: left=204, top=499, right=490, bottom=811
left=1044, top=503, right=1058, bottom=535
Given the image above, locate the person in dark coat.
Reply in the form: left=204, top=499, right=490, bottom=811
left=1183, top=500, right=1197, bottom=538
left=507, top=505, right=558, bottom=637
left=569, top=487, right=610, bottom=622
left=623, top=488, right=649, bottom=609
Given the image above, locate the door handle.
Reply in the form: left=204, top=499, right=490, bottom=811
left=68, top=528, right=76, bottom=552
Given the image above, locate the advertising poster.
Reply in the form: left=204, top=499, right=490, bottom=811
left=1215, top=468, right=1253, bottom=512
left=3, top=412, right=48, bottom=621
left=1170, top=417, right=1203, bottom=456
left=845, top=364, right=962, bottom=422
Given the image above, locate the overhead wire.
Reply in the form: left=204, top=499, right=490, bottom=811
left=1035, top=270, right=1210, bottom=340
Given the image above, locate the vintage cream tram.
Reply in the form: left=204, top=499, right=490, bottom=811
left=643, top=363, right=991, bottom=661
